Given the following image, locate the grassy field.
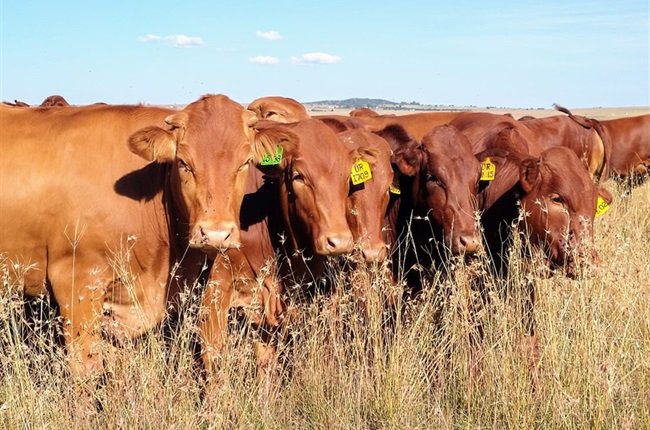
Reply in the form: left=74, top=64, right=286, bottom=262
left=1, top=109, right=649, bottom=429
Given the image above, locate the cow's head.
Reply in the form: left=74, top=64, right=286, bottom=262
left=128, top=94, right=260, bottom=252
left=481, top=145, right=611, bottom=275
left=339, top=129, right=394, bottom=262
left=391, top=125, right=482, bottom=255
left=253, top=119, right=356, bottom=255
left=518, top=147, right=611, bottom=274
left=247, top=96, right=309, bottom=124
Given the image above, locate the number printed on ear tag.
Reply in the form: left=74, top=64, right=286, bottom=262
left=481, top=157, right=496, bottom=181
left=350, top=160, right=372, bottom=185
left=595, top=195, right=610, bottom=217
left=389, top=183, right=401, bottom=195
left=260, top=145, right=283, bottom=166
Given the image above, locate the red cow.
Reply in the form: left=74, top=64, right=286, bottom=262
left=0, top=94, right=277, bottom=379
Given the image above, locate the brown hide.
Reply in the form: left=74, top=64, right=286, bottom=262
left=478, top=145, right=611, bottom=275
left=451, top=111, right=610, bottom=181
left=0, top=94, right=259, bottom=377
left=41, top=95, right=70, bottom=107
left=381, top=124, right=482, bottom=255
left=599, top=114, right=650, bottom=181
left=339, top=129, right=394, bottom=262
left=247, top=95, right=310, bottom=123
left=200, top=118, right=360, bottom=371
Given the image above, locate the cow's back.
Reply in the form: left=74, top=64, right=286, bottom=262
left=601, top=114, right=650, bottom=177
left=0, top=104, right=174, bottom=296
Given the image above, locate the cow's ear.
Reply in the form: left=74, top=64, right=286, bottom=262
left=392, top=144, right=423, bottom=177
left=597, top=186, right=613, bottom=205
left=353, top=146, right=380, bottom=166
left=519, top=158, right=540, bottom=193
left=128, top=126, right=177, bottom=162
left=242, top=109, right=259, bottom=143
left=251, top=123, right=299, bottom=169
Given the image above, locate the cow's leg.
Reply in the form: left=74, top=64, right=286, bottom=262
left=523, top=279, right=540, bottom=392
left=198, top=275, right=232, bottom=377
left=48, top=255, right=106, bottom=380
left=254, top=328, right=278, bottom=399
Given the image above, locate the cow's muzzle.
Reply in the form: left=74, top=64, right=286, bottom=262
left=189, top=221, right=241, bottom=251
left=315, top=232, right=354, bottom=256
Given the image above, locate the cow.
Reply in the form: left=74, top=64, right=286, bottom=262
left=600, top=114, right=650, bottom=185
left=0, top=94, right=280, bottom=380
left=349, top=107, right=382, bottom=117
left=451, top=111, right=609, bottom=181
left=553, top=105, right=650, bottom=186
left=338, top=129, right=394, bottom=263
left=472, top=132, right=613, bottom=384
left=40, top=95, right=70, bottom=107
left=316, top=111, right=466, bottom=142
left=3, top=99, right=31, bottom=107
left=199, top=118, right=372, bottom=379
left=247, top=96, right=309, bottom=123
left=374, top=124, right=482, bottom=292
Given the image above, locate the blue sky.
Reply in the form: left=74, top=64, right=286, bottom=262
left=1, top=1, right=648, bottom=108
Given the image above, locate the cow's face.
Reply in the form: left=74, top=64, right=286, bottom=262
left=518, top=147, right=611, bottom=274
left=128, top=94, right=259, bottom=252
left=340, top=130, right=393, bottom=262
left=394, top=125, right=482, bottom=255
left=255, top=119, right=354, bottom=256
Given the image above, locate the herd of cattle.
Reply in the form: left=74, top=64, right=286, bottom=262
left=1, top=94, right=648, bottom=382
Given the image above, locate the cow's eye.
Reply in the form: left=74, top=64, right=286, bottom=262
left=178, top=159, right=193, bottom=174
left=291, top=172, right=306, bottom=183
left=549, top=193, right=564, bottom=204
left=238, top=161, right=250, bottom=172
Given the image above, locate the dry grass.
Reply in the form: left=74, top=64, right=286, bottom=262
left=1, top=184, right=649, bottom=428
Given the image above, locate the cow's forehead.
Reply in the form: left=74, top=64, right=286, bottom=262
left=426, top=146, right=479, bottom=181
left=539, top=150, right=596, bottom=211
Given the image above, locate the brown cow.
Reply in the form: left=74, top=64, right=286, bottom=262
left=5, top=99, right=30, bottom=107
left=199, top=118, right=364, bottom=376
left=479, top=143, right=612, bottom=276
left=601, top=114, right=650, bottom=184
left=339, top=129, right=394, bottom=262
left=474, top=139, right=612, bottom=385
left=553, top=105, right=650, bottom=185
left=247, top=95, right=309, bottom=123
left=41, top=95, right=70, bottom=107
left=372, top=124, right=482, bottom=293
left=349, top=107, right=382, bottom=117
left=245, top=96, right=394, bottom=261
left=317, top=111, right=465, bottom=142
left=0, top=94, right=278, bottom=379
left=451, top=111, right=609, bottom=181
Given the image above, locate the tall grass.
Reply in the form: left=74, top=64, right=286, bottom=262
left=1, top=181, right=648, bottom=429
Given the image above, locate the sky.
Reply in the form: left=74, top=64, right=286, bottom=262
left=1, top=0, right=648, bottom=108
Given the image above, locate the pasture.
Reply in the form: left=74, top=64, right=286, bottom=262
left=0, top=107, right=649, bottom=429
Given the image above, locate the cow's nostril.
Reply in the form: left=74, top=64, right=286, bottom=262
left=458, top=234, right=480, bottom=254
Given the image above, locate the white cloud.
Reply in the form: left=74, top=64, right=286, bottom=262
left=290, top=52, right=342, bottom=65
left=139, top=34, right=162, bottom=42
left=138, top=34, right=203, bottom=48
left=249, top=56, right=280, bottom=65
left=256, top=30, right=282, bottom=41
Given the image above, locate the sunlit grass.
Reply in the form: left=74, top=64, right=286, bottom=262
left=0, top=180, right=648, bottom=429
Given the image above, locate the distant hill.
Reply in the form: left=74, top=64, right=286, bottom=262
left=303, top=97, right=470, bottom=112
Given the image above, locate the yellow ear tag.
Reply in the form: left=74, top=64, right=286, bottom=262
left=480, top=157, right=496, bottom=181
left=260, top=145, right=283, bottom=166
left=389, top=183, right=401, bottom=195
left=595, top=195, right=610, bottom=217
left=350, top=160, right=372, bottom=185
